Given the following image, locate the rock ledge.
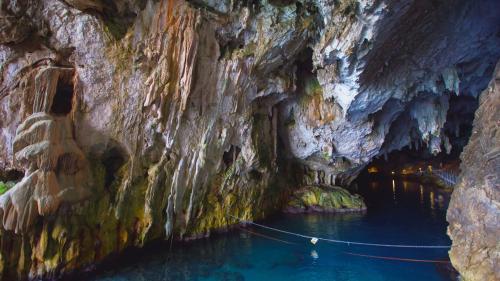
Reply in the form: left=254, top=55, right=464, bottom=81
left=285, top=185, right=366, bottom=213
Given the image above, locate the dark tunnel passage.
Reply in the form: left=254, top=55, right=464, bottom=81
left=50, top=80, right=74, bottom=116
left=102, top=147, right=128, bottom=189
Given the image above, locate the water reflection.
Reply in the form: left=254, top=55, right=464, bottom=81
left=420, top=185, right=424, bottom=205
left=310, top=250, right=319, bottom=259
left=430, top=191, right=435, bottom=210
left=437, top=195, right=445, bottom=210
left=392, top=179, right=396, bottom=202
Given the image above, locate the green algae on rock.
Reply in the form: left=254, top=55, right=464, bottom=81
left=0, top=182, right=14, bottom=196
left=0, top=0, right=499, bottom=280
left=285, top=185, right=366, bottom=213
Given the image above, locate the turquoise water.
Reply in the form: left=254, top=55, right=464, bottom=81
left=87, top=177, right=453, bottom=281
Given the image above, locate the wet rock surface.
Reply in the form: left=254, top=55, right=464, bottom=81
left=0, top=0, right=498, bottom=280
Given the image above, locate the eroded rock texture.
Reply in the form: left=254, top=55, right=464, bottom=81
left=447, top=61, right=500, bottom=281
left=285, top=185, right=366, bottom=213
left=0, top=67, right=89, bottom=234
left=281, top=0, right=500, bottom=184
left=0, top=0, right=498, bottom=280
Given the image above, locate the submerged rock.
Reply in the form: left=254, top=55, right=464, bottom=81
left=285, top=185, right=366, bottom=213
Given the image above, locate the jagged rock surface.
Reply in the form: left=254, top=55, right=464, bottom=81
left=0, top=0, right=498, bottom=280
left=447, top=61, right=500, bottom=281
left=0, top=65, right=89, bottom=235
left=281, top=0, right=500, bottom=184
left=285, top=185, right=366, bottom=213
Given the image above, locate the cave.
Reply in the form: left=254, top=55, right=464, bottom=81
left=357, top=142, right=461, bottom=196
left=222, top=145, right=241, bottom=169
left=1, top=0, right=500, bottom=280
left=0, top=169, right=24, bottom=182
left=364, top=93, right=480, bottom=179
left=0, top=169, right=23, bottom=195
left=50, top=80, right=74, bottom=116
left=102, top=147, right=127, bottom=189
left=442, top=93, right=479, bottom=157
left=351, top=81, right=485, bottom=227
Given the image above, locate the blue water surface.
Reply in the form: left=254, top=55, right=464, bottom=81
left=88, top=177, right=453, bottom=281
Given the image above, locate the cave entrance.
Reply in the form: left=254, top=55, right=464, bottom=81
left=50, top=80, right=74, bottom=116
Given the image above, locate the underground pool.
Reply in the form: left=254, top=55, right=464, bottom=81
left=81, top=176, right=453, bottom=281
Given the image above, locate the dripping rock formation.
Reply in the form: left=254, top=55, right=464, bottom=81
left=0, top=0, right=498, bottom=280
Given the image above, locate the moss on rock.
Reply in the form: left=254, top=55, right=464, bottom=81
left=0, top=182, right=14, bottom=195
left=285, top=185, right=366, bottom=213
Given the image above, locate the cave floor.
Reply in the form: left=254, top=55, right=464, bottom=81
left=79, top=177, right=454, bottom=281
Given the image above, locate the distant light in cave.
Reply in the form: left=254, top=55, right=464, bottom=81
left=367, top=166, right=379, bottom=173
left=430, top=191, right=435, bottom=210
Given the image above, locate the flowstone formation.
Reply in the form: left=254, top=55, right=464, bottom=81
left=0, top=0, right=498, bottom=280
left=0, top=66, right=89, bottom=233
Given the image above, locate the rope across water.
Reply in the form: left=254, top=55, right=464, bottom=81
left=227, top=214, right=451, bottom=249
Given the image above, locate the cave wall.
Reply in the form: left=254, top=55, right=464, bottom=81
left=0, top=1, right=303, bottom=279
left=447, top=61, right=500, bottom=281
left=281, top=0, right=500, bottom=184
left=0, top=0, right=498, bottom=280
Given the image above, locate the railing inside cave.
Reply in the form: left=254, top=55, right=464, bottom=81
left=431, top=169, right=459, bottom=186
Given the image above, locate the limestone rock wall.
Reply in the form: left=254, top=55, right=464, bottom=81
left=0, top=0, right=498, bottom=280
left=447, top=61, right=500, bottom=281
left=0, top=67, right=89, bottom=234
left=280, top=0, right=500, bottom=184
left=0, top=1, right=305, bottom=279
